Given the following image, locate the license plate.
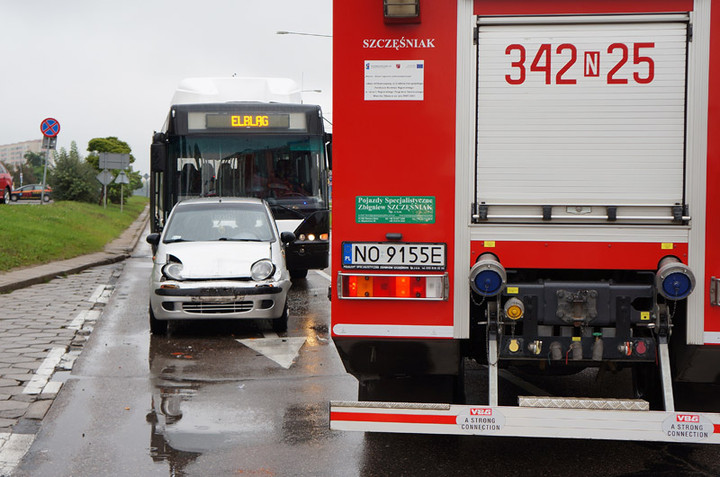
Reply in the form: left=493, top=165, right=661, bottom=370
left=342, top=242, right=446, bottom=271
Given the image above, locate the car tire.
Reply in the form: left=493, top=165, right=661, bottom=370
left=272, top=304, right=289, bottom=333
left=42, top=194, right=50, bottom=202
left=149, top=306, right=168, bottom=334
left=290, top=269, right=308, bottom=279
left=10, top=194, right=17, bottom=202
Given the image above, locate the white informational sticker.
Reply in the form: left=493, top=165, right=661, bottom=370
left=662, top=414, right=714, bottom=442
left=364, top=60, right=424, bottom=101
left=456, top=408, right=505, bottom=435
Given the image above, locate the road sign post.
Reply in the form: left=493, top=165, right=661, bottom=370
left=96, top=169, right=114, bottom=209
left=115, top=171, right=130, bottom=212
left=40, top=118, right=60, bottom=205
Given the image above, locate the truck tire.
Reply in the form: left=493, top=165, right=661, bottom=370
left=1, top=188, right=9, bottom=204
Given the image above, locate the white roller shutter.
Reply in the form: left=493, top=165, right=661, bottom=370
left=476, top=17, right=688, bottom=223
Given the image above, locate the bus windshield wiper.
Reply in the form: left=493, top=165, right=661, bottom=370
left=268, top=203, right=306, bottom=219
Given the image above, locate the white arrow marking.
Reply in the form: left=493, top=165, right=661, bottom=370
left=237, top=332, right=307, bottom=369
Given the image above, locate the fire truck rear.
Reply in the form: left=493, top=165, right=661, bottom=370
left=330, top=0, right=720, bottom=443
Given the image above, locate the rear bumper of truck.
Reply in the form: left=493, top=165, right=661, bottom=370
left=330, top=400, right=720, bottom=444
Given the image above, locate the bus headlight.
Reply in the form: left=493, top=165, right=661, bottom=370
left=469, top=253, right=506, bottom=297
left=656, top=256, right=695, bottom=300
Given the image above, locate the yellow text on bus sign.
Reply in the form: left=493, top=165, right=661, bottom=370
left=231, top=115, right=270, bottom=128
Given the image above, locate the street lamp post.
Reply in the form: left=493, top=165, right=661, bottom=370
left=276, top=30, right=332, bottom=38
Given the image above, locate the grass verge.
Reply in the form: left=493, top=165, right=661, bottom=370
left=0, top=196, right=147, bottom=272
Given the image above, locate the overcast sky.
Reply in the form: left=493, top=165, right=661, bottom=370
left=0, top=0, right=332, bottom=174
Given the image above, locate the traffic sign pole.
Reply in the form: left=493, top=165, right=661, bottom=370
left=39, top=118, right=60, bottom=205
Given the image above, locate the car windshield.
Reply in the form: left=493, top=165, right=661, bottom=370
left=163, top=202, right=275, bottom=243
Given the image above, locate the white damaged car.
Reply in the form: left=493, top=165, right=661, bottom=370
left=146, top=197, right=294, bottom=334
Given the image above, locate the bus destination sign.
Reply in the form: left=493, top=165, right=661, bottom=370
left=206, top=113, right=290, bottom=130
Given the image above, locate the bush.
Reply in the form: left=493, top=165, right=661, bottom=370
left=49, top=143, right=100, bottom=203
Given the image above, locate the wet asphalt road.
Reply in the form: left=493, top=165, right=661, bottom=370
left=8, top=235, right=720, bottom=476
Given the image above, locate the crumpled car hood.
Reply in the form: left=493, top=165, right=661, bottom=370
left=161, top=241, right=273, bottom=279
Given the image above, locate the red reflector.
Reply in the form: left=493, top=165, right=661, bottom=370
left=410, top=277, right=426, bottom=298
left=348, top=275, right=358, bottom=297
left=374, top=276, right=393, bottom=297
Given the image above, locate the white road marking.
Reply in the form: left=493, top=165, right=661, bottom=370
left=87, top=285, right=106, bottom=303
left=0, top=433, right=35, bottom=476
left=68, top=309, right=101, bottom=330
left=237, top=333, right=307, bottom=369
left=22, top=347, right=66, bottom=395
left=42, top=381, right=63, bottom=396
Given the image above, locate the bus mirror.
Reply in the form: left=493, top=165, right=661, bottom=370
left=324, top=133, right=333, bottom=170
left=150, top=143, right=167, bottom=172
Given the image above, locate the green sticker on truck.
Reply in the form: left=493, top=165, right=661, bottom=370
left=356, top=196, right=435, bottom=224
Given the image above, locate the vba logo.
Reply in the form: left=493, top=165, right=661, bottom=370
left=676, top=414, right=701, bottom=423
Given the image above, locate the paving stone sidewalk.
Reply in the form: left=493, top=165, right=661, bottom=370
left=0, top=205, right=149, bottom=474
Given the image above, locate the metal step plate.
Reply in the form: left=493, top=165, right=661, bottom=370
left=519, top=396, right=649, bottom=411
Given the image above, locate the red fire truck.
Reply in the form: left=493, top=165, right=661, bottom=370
left=330, top=0, right=720, bottom=443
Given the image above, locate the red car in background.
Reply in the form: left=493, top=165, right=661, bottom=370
left=0, top=162, right=13, bottom=204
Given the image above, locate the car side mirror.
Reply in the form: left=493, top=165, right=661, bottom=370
left=280, top=231, right=296, bottom=244
left=146, top=233, right=161, bottom=246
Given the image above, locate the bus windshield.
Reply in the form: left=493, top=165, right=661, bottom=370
left=169, top=134, right=327, bottom=216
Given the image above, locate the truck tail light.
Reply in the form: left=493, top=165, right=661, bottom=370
left=469, top=253, right=507, bottom=297
left=337, top=273, right=448, bottom=300
left=656, top=256, right=695, bottom=300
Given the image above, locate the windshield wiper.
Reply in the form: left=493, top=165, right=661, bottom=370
left=218, top=237, right=263, bottom=242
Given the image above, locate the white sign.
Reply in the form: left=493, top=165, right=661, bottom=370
left=99, top=152, right=130, bottom=170
left=114, top=170, right=130, bottom=184
left=364, top=60, right=424, bottom=101
left=96, top=169, right=114, bottom=186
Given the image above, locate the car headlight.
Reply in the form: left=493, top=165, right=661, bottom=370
left=251, top=259, right=275, bottom=281
left=162, top=262, right=184, bottom=281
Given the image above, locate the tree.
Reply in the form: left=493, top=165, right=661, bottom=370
left=86, top=136, right=142, bottom=204
left=48, top=142, right=100, bottom=203
left=8, top=151, right=47, bottom=185
left=8, top=162, right=34, bottom=186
